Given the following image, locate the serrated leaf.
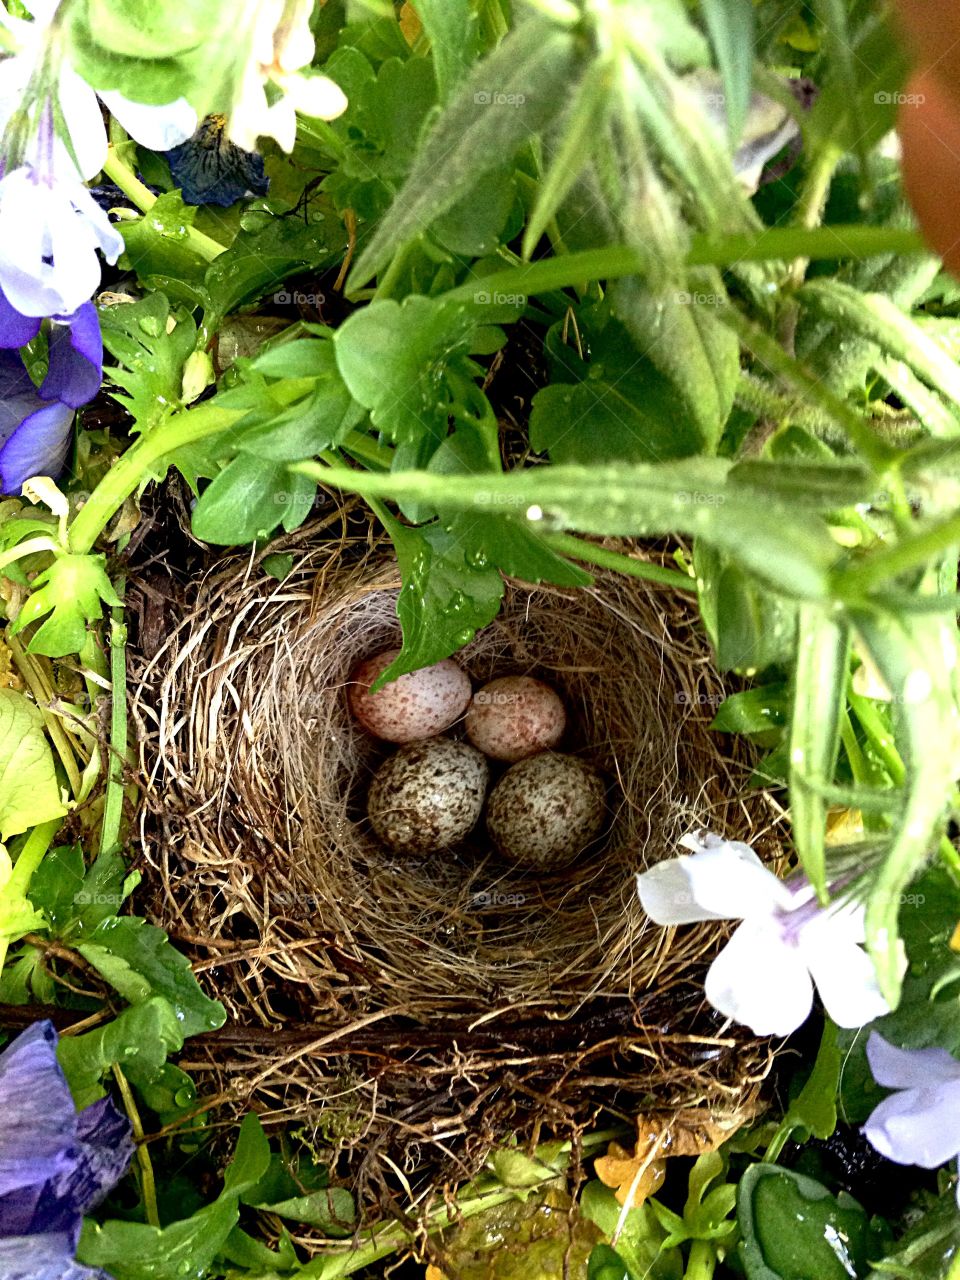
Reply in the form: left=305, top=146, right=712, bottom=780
left=78, top=916, right=225, bottom=1037
left=10, top=552, right=121, bottom=657
left=0, top=688, right=67, bottom=838
left=349, top=16, right=579, bottom=285
left=100, top=293, right=197, bottom=435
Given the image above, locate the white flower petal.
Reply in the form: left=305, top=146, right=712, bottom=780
left=280, top=72, right=348, bottom=121
left=275, top=0, right=316, bottom=72
left=705, top=920, right=814, bottom=1036
left=100, top=92, right=198, bottom=152
left=54, top=65, right=107, bottom=180
left=638, top=836, right=787, bottom=927
left=864, top=1080, right=960, bottom=1168
left=866, top=1033, right=960, bottom=1089
left=802, top=933, right=891, bottom=1028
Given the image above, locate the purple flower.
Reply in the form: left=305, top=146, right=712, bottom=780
left=0, top=294, right=103, bottom=494
left=863, top=1032, right=960, bottom=1204
left=0, top=1021, right=133, bottom=1280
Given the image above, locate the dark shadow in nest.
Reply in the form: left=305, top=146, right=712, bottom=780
left=128, top=517, right=785, bottom=1232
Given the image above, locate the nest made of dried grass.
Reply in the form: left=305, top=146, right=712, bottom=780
left=130, top=514, right=783, bottom=1222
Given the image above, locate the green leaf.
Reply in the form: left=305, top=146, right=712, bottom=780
left=588, top=1243, right=633, bottom=1280
left=77, top=917, right=225, bottom=1037
left=737, top=1164, right=885, bottom=1280
left=385, top=520, right=504, bottom=679
left=100, top=294, right=197, bottom=435
left=773, top=1020, right=841, bottom=1153
left=246, top=1186, right=355, bottom=1235
left=191, top=455, right=297, bottom=544
left=580, top=1181, right=681, bottom=1280
left=411, top=0, right=480, bottom=102
left=78, top=1113, right=271, bottom=1280
left=710, top=561, right=798, bottom=675
left=710, top=685, right=789, bottom=736
left=609, top=280, right=740, bottom=452
left=118, top=191, right=209, bottom=289
left=58, top=998, right=187, bottom=1109
left=83, top=0, right=231, bottom=59
left=335, top=296, right=506, bottom=448
left=349, top=16, right=579, bottom=285
left=301, top=460, right=841, bottom=600
left=867, top=1190, right=960, bottom=1279
left=699, top=0, right=753, bottom=142
left=0, top=689, right=67, bottom=838
left=852, top=606, right=960, bottom=1004
left=10, top=552, right=122, bottom=657
left=788, top=605, right=851, bottom=900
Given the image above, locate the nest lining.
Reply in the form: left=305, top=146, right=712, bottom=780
left=131, top=522, right=781, bottom=1215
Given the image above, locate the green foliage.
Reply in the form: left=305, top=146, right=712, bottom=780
left=100, top=293, right=198, bottom=435
left=737, top=1165, right=886, bottom=1280
left=9, top=553, right=121, bottom=657
left=0, top=692, right=66, bottom=839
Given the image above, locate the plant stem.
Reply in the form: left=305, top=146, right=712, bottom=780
left=435, top=227, right=926, bottom=307
left=112, top=1064, right=161, bottom=1228
left=10, top=820, right=59, bottom=894
left=68, top=402, right=245, bottom=555
left=540, top=531, right=695, bottom=591
left=7, top=635, right=84, bottom=797
left=834, top=513, right=960, bottom=598
left=100, top=599, right=128, bottom=857
left=685, top=1240, right=718, bottom=1280
left=102, top=148, right=227, bottom=264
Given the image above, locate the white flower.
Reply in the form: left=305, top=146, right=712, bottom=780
left=227, top=0, right=347, bottom=153
left=0, top=165, right=124, bottom=316
left=635, top=831, right=893, bottom=1037
left=0, top=3, right=197, bottom=182
left=864, top=1032, right=960, bottom=1205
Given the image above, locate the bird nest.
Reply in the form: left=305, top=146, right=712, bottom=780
left=130, top=516, right=781, bottom=1223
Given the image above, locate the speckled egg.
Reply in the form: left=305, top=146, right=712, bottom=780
left=486, top=753, right=606, bottom=870
left=367, top=738, right=489, bottom=855
left=348, top=649, right=472, bottom=743
left=466, top=675, right=566, bottom=762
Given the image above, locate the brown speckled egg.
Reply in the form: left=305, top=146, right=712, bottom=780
left=486, top=753, right=605, bottom=869
left=367, top=738, right=489, bottom=855
left=349, top=649, right=471, bottom=743
left=466, top=675, right=566, bottom=762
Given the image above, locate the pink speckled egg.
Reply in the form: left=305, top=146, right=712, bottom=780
left=465, top=676, right=566, bottom=762
left=348, top=649, right=472, bottom=743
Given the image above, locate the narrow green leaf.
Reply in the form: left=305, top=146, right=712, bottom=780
left=411, top=0, right=480, bottom=102
left=699, top=0, right=753, bottom=142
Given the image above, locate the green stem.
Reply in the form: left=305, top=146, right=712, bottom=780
left=848, top=690, right=905, bottom=787
left=0, top=535, right=58, bottom=572
left=102, top=148, right=227, bottom=264
left=685, top=1239, right=718, bottom=1280
left=540, top=531, right=695, bottom=591
left=100, top=601, right=128, bottom=857
left=68, top=402, right=245, bottom=554
left=834, top=513, right=960, bottom=598
left=112, top=1065, right=160, bottom=1229
left=733, top=372, right=835, bottom=437
left=10, top=820, right=59, bottom=895
left=435, top=227, right=927, bottom=306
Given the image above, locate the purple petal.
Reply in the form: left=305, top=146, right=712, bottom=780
left=864, top=1079, right=960, bottom=1168
left=0, top=1233, right=111, bottom=1280
left=0, top=1023, right=77, bottom=1199
left=68, top=1097, right=134, bottom=1217
left=0, top=398, right=73, bottom=494
left=0, top=290, right=40, bottom=349
left=866, top=1032, right=960, bottom=1089
left=39, top=303, right=102, bottom=408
